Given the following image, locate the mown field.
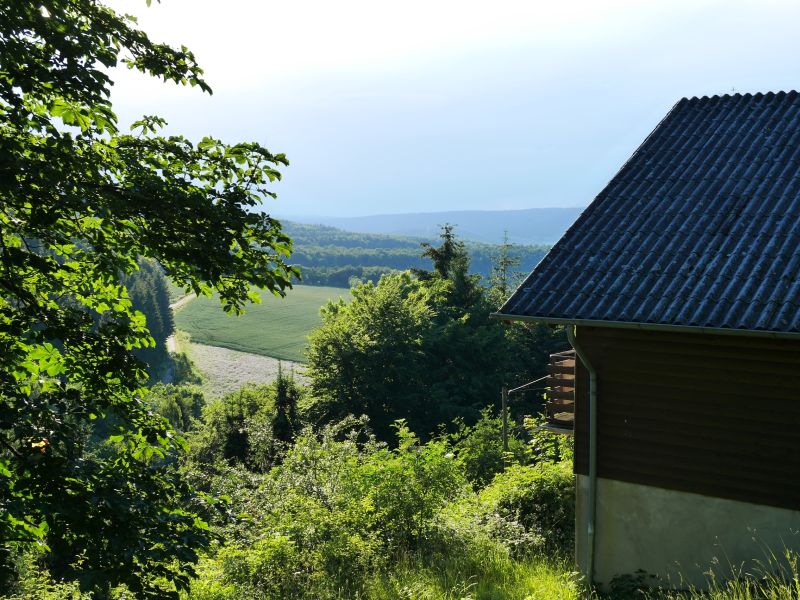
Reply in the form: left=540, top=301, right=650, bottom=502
left=173, top=285, right=349, bottom=362
left=172, top=331, right=308, bottom=399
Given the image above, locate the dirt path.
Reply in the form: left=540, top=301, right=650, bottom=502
left=166, top=294, right=196, bottom=355
left=169, top=293, right=197, bottom=312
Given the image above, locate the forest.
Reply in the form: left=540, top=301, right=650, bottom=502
left=281, top=221, right=550, bottom=288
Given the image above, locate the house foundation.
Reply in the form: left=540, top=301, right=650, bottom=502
left=576, top=475, right=800, bottom=588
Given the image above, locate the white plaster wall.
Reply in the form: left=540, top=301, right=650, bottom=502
left=576, top=475, right=800, bottom=588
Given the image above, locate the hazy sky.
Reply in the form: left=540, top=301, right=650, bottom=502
left=109, top=0, right=800, bottom=217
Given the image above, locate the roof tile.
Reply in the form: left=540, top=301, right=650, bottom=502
left=499, top=92, right=800, bottom=334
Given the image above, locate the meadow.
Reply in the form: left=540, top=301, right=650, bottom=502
left=173, top=331, right=308, bottom=399
left=173, top=285, right=349, bottom=362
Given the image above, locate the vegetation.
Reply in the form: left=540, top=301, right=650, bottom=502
left=177, top=391, right=579, bottom=600
left=306, top=226, right=567, bottom=441
left=122, top=257, right=175, bottom=378
left=175, top=286, right=349, bottom=362
left=283, top=221, right=549, bottom=287
left=148, top=384, right=205, bottom=433
left=0, top=0, right=297, bottom=596
left=2, top=3, right=791, bottom=599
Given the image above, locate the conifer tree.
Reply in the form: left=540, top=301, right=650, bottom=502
left=273, top=362, right=299, bottom=445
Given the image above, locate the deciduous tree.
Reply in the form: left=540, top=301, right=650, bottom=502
left=0, top=0, right=297, bottom=595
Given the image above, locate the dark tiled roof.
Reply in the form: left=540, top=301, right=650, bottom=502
left=499, top=91, right=800, bottom=335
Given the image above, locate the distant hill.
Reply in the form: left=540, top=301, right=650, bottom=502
left=281, top=207, right=585, bottom=245
left=280, top=221, right=550, bottom=288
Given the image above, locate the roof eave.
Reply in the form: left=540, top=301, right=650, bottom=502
left=489, top=312, right=800, bottom=341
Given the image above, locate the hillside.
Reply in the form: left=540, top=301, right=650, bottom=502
left=283, top=220, right=550, bottom=287
left=281, top=207, right=584, bottom=245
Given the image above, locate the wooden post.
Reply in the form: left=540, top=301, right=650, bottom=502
left=501, top=386, right=509, bottom=452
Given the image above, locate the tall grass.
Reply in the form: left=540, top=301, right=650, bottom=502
left=639, top=548, right=800, bottom=600
left=363, top=551, right=582, bottom=600
left=362, top=549, right=800, bottom=600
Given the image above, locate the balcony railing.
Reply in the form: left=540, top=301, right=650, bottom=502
left=544, top=350, right=575, bottom=431
left=504, top=349, right=576, bottom=435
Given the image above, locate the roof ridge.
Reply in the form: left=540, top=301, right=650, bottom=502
left=683, top=90, right=799, bottom=103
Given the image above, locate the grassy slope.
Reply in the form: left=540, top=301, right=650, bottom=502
left=174, top=285, right=348, bottom=363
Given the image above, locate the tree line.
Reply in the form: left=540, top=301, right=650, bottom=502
left=120, top=258, right=175, bottom=378
left=282, top=220, right=549, bottom=287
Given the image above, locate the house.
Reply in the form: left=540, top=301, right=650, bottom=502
left=493, top=91, right=800, bottom=587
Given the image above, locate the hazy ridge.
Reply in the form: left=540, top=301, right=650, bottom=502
left=279, top=207, right=585, bottom=245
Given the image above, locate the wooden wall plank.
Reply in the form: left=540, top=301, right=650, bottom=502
left=572, top=326, right=800, bottom=510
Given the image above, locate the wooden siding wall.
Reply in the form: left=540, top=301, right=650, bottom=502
left=573, top=326, right=800, bottom=510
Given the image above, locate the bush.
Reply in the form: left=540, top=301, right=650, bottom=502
left=187, top=418, right=471, bottom=598
left=525, top=415, right=574, bottom=465
left=150, top=384, right=205, bottom=432
left=187, top=383, right=293, bottom=472
left=353, top=422, right=469, bottom=553
left=216, top=537, right=305, bottom=600
left=451, top=408, right=529, bottom=488
left=204, top=418, right=385, bottom=597
left=479, top=462, right=575, bottom=557
left=2, top=549, right=139, bottom=599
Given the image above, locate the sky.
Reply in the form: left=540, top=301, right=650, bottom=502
left=109, top=0, right=800, bottom=217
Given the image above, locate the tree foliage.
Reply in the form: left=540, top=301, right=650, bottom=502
left=282, top=220, right=550, bottom=288
left=307, top=226, right=567, bottom=441
left=415, top=223, right=482, bottom=310
left=149, top=383, right=204, bottom=433
left=488, top=230, right=525, bottom=308
left=0, top=1, right=297, bottom=595
left=306, top=273, right=438, bottom=439
left=121, top=257, right=175, bottom=377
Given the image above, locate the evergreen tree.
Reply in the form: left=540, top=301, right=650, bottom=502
left=415, top=224, right=482, bottom=312
left=488, top=230, right=524, bottom=307
left=122, top=258, right=175, bottom=376
left=273, top=363, right=300, bottom=445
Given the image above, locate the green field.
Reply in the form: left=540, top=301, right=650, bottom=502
left=174, top=285, right=349, bottom=363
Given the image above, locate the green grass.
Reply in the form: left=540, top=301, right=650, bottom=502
left=364, top=553, right=583, bottom=600
left=173, top=285, right=349, bottom=363
left=168, top=281, right=188, bottom=304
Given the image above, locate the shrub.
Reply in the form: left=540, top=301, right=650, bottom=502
left=479, top=462, right=575, bottom=557
left=186, top=419, right=471, bottom=598
left=525, top=415, right=574, bottom=465
left=216, top=536, right=305, bottom=600
left=150, top=384, right=205, bottom=432
left=217, top=418, right=385, bottom=597
left=353, top=422, right=469, bottom=553
left=187, top=384, right=282, bottom=472
left=451, top=408, right=529, bottom=488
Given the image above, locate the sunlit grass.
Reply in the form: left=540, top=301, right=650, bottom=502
left=363, top=552, right=583, bottom=600
left=641, top=548, right=800, bottom=600
left=174, top=285, right=349, bottom=362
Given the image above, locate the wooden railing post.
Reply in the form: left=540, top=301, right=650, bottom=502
left=501, top=386, right=509, bottom=452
